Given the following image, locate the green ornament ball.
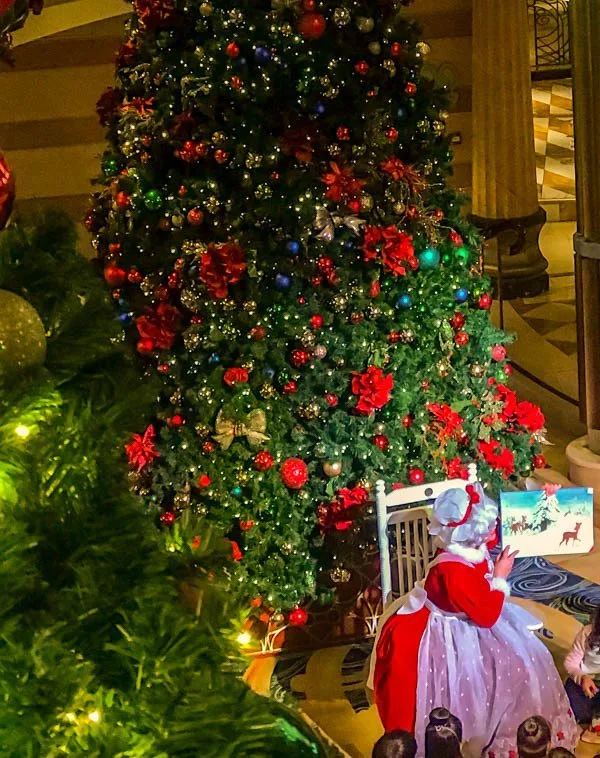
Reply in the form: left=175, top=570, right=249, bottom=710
left=144, top=189, right=163, bottom=210
left=418, top=246, right=440, bottom=270
left=0, top=290, right=47, bottom=377
left=455, top=246, right=471, bottom=266
left=101, top=155, right=118, bottom=176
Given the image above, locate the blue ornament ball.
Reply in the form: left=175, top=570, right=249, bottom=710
left=118, top=312, right=132, bottom=324
left=397, top=106, right=407, bottom=120
left=344, top=238, right=355, bottom=250
left=396, top=293, right=413, bottom=310
left=254, top=46, right=271, bottom=64
left=208, top=352, right=221, bottom=365
left=232, top=486, right=242, bottom=496
left=286, top=240, right=300, bottom=255
left=315, top=102, right=326, bottom=116
left=275, top=273, right=292, bottom=291
left=264, top=367, right=276, bottom=380
left=455, top=287, right=469, bottom=304
left=418, top=246, right=440, bottom=270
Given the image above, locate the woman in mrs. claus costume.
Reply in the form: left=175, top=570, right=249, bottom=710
left=368, top=483, right=578, bottom=756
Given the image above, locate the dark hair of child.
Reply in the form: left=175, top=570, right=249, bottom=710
left=372, top=730, right=418, bottom=758
left=588, top=606, right=600, bottom=650
left=424, top=725, right=462, bottom=758
left=516, top=716, right=551, bottom=758
left=427, top=707, right=463, bottom=742
left=548, top=749, right=575, bottom=758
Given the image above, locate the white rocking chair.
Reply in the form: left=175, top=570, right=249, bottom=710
left=375, top=464, right=479, bottom=606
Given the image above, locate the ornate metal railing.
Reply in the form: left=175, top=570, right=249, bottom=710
left=528, top=0, right=570, bottom=73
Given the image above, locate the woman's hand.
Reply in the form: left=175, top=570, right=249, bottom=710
left=493, top=545, right=519, bottom=579
left=581, top=675, right=599, bottom=698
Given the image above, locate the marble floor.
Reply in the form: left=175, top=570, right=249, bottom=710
left=533, top=80, right=575, bottom=201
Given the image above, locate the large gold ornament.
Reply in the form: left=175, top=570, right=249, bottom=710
left=0, top=290, right=46, bottom=376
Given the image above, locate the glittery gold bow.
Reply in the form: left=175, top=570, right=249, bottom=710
left=271, top=0, right=300, bottom=11
left=213, top=409, right=270, bottom=450
left=314, top=205, right=365, bottom=242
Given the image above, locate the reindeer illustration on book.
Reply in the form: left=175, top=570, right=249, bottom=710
left=500, top=485, right=594, bottom=558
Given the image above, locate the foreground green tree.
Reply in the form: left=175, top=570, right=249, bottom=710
left=90, top=0, right=547, bottom=619
left=0, top=212, right=334, bottom=756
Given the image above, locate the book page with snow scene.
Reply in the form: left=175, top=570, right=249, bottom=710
left=499, top=485, right=594, bottom=558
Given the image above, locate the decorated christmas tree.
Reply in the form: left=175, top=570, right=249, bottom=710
left=0, top=211, right=335, bottom=756
left=89, top=0, right=547, bottom=619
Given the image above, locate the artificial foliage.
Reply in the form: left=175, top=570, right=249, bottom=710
left=89, top=0, right=548, bottom=616
left=0, top=211, right=335, bottom=757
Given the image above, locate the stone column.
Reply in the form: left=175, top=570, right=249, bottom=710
left=566, top=0, right=600, bottom=501
left=470, top=0, right=549, bottom=299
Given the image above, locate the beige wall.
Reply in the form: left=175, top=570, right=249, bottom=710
left=0, top=1, right=474, bottom=252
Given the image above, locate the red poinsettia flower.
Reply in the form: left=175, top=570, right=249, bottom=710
left=317, top=485, right=370, bottom=532
left=427, top=403, right=464, bottom=440
left=379, top=157, right=425, bottom=192
left=96, top=87, right=124, bottom=127
left=121, top=96, right=155, bottom=117
left=223, top=367, right=249, bottom=386
left=514, top=401, right=545, bottom=432
left=444, top=457, right=469, bottom=480
left=125, top=424, right=160, bottom=472
left=495, top=383, right=518, bottom=420
left=478, top=440, right=515, bottom=479
left=322, top=162, right=366, bottom=204
left=134, top=0, right=176, bottom=28
left=362, top=225, right=416, bottom=277
left=351, top=366, right=394, bottom=415
left=136, top=303, right=181, bottom=350
left=199, top=241, right=247, bottom=300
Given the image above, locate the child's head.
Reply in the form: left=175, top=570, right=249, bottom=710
left=372, top=730, right=417, bottom=758
left=427, top=707, right=463, bottom=741
left=589, top=606, right=600, bottom=650
left=424, top=725, right=461, bottom=758
left=429, top=484, right=498, bottom=550
left=517, top=716, right=551, bottom=758
left=548, top=749, right=574, bottom=758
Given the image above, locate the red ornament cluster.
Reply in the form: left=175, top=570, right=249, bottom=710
left=280, top=458, right=309, bottom=489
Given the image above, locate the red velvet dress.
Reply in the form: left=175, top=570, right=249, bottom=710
left=371, top=550, right=577, bottom=757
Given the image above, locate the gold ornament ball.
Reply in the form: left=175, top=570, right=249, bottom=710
left=437, top=359, right=451, bottom=377
left=0, top=290, right=46, bottom=377
left=471, top=362, right=486, bottom=378
left=199, top=2, right=213, bottom=14
left=330, top=566, right=352, bottom=583
left=323, top=460, right=342, bottom=477
left=356, top=16, right=375, bottom=33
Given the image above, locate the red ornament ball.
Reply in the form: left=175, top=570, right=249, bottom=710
left=198, top=474, right=211, bottom=488
left=280, top=458, right=309, bottom=489
left=317, top=256, right=334, bottom=273
left=479, top=293, right=493, bottom=310
left=302, top=0, right=315, bottom=9
left=373, top=434, right=390, bottom=451
left=310, top=314, right=324, bottom=329
left=405, top=82, right=417, bottom=96
left=504, top=364, right=513, bottom=377
left=388, top=331, right=401, bottom=344
left=449, top=230, right=463, bottom=246
left=137, top=338, right=155, bottom=355
left=390, top=41, right=404, bottom=58
left=214, top=149, right=229, bottom=164
left=108, top=241, right=121, bottom=254
left=187, top=208, right=204, bottom=226
left=402, top=415, right=413, bottom=428
left=168, top=414, right=184, bottom=428
left=283, top=380, right=298, bottom=395
left=226, top=41, right=240, bottom=58
left=250, top=325, right=267, bottom=341
left=386, top=127, right=399, bottom=142
left=254, top=450, right=275, bottom=471
left=336, top=126, right=350, bottom=141
left=104, top=263, right=127, bottom=288
left=491, top=344, right=507, bottom=362
left=291, top=349, right=311, bottom=368
left=288, top=607, right=309, bottom=626
left=240, top=519, right=255, bottom=531
left=128, top=268, right=143, bottom=284
left=202, top=440, right=216, bottom=454
left=115, top=191, right=131, bottom=209
left=325, top=393, right=339, bottom=407
left=160, top=511, right=176, bottom=526
left=157, top=363, right=170, bottom=374
left=297, top=12, right=326, bottom=40
left=454, top=331, right=470, bottom=347
left=408, top=468, right=425, bottom=485
left=230, top=75, right=243, bottom=90
left=355, top=60, right=369, bottom=76
left=533, top=454, right=547, bottom=469
left=310, top=275, right=323, bottom=287
left=347, top=199, right=361, bottom=214
left=449, top=313, right=465, bottom=331
left=421, top=380, right=430, bottom=390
